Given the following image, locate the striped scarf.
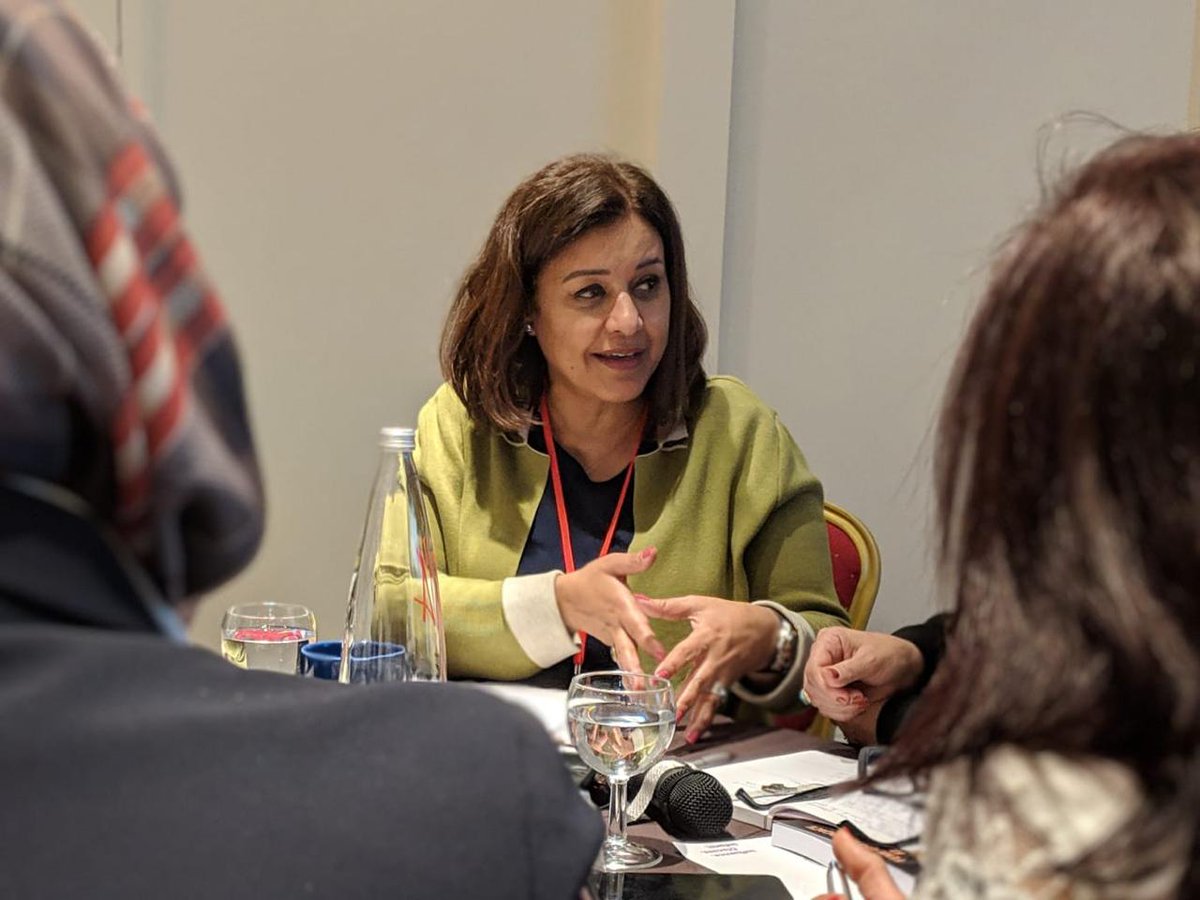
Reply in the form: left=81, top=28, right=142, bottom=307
left=0, top=0, right=263, bottom=601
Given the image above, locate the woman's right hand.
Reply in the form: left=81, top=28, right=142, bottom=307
left=554, top=547, right=666, bottom=672
left=811, top=828, right=908, bottom=900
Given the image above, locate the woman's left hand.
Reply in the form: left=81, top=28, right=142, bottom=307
left=636, top=594, right=779, bottom=743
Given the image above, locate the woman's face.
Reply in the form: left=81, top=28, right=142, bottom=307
left=532, top=214, right=670, bottom=414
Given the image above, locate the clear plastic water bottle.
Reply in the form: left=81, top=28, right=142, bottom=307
left=342, top=427, right=447, bottom=683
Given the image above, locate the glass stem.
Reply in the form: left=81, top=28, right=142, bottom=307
left=606, top=777, right=629, bottom=846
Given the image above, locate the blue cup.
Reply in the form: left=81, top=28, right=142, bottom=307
left=300, top=640, right=408, bottom=684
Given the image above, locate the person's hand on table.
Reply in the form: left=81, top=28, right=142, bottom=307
left=802, top=627, right=923, bottom=744
left=554, top=547, right=666, bottom=673
left=636, top=593, right=779, bottom=743
left=811, top=827, right=907, bottom=900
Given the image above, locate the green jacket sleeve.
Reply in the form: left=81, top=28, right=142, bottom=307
left=745, top=412, right=848, bottom=633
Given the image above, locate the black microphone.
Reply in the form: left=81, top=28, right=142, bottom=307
left=583, top=761, right=733, bottom=839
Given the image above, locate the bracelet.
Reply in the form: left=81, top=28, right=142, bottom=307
left=767, top=614, right=798, bottom=673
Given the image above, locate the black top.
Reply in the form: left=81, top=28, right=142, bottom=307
left=0, top=485, right=602, bottom=899
left=517, top=427, right=636, bottom=688
left=874, top=613, right=950, bottom=744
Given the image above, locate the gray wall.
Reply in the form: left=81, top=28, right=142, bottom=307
left=720, top=1, right=1194, bottom=633
left=71, top=1, right=1195, bottom=644
left=71, top=0, right=737, bottom=647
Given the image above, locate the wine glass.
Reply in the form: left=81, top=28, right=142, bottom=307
left=220, top=602, right=317, bottom=674
left=568, top=670, right=676, bottom=871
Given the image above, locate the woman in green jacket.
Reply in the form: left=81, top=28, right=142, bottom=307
left=382, top=154, right=847, bottom=741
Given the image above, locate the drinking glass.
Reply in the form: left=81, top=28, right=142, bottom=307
left=568, top=671, right=676, bottom=871
left=220, top=602, right=317, bottom=674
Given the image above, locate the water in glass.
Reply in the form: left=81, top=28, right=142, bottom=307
left=568, top=703, right=674, bottom=781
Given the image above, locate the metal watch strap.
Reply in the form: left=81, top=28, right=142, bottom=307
left=767, top=615, right=798, bottom=673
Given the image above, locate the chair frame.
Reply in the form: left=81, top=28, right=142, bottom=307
left=810, top=501, right=882, bottom=739
left=823, top=500, right=881, bottom=631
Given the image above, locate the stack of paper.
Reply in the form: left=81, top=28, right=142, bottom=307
left=707, top=750, right=923, bottom=894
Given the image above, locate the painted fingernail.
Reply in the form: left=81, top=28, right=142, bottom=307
left=686, top=731, right=699, bottom=744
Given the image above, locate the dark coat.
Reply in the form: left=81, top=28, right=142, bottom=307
left=0, top=486, right=602, bottom=898
left=875, top=614, right=949, bottom=744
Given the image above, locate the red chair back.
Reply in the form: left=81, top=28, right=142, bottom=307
left=826, top=519, right=862, bottom=613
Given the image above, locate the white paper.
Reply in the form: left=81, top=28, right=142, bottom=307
left=471, top=683, right=569, bottom=745
left=675, top=835, right=861, bottom=900
left=706, top=750, right=923, bottom=846
left=782, top=788, right=924, bottom=846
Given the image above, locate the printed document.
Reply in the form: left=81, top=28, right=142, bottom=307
left=707, top=750, right=860, bottom=828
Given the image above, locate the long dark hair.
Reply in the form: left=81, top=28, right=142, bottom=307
left=883, top=133, right=1200, bottom=893
left=440, top=153, right=707, bottom=433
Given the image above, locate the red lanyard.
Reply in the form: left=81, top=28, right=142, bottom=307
left=539, top=395, right=646, bottom=671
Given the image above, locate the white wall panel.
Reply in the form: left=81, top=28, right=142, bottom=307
left=721, top=0, right=1193, bottom=633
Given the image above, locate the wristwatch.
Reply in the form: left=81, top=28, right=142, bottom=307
left=767, top=614, right=798, bottom=673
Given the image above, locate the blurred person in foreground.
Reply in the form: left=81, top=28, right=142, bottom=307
left=0, top=3, right=599, bottom=897
left=384, top=154, right=848, bottom=741
left=816, top=131, right=1200, bottom=899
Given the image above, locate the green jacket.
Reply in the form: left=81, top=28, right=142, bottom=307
left=380, top=376, right=847, bottom=687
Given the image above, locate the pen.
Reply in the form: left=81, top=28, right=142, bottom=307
left=683, top=750, right=732, bottom=768
left=826, top=859, right=853, bottom=897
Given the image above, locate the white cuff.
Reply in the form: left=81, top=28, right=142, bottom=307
left=501, top=571, right=578, bottom=668
left=731, top=601, right=817, bottom=710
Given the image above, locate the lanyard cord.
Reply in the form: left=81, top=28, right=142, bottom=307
left=539, top=394, right=646, bottom=670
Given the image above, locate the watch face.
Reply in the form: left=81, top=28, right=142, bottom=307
left=769, top=618, right=798, bottom=672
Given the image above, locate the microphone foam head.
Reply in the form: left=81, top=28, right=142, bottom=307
left=656, top=768, right=733, bottom=839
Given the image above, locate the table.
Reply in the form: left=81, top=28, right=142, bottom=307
left=481, top=684, right=858, bottom=896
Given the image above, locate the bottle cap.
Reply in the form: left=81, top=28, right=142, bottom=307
left=379, top=426, right=416, bottom=450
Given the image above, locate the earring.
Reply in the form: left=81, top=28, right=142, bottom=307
left=524, top=322, right=535, bottom=336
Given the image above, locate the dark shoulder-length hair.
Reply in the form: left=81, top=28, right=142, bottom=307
left=440, top=153, right=707, bottom=433
left=883, top=132, right=1200, bottom=894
